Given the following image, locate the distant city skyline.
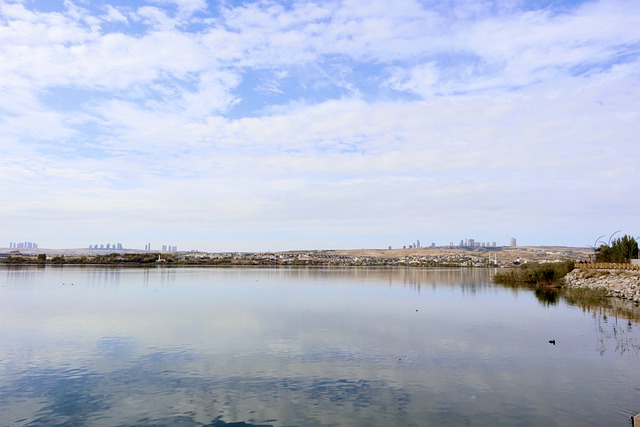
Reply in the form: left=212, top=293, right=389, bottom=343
left=8, top=242, right=38, bottom=250
left=88, top=243, right=124, bottom=250
left=3, top=235, right=520, bottom=251
left=7, top=232, right=640, bottom=252
left=1, top=1, right=638, bottom=252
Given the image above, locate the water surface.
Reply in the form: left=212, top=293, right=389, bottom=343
left=1, top=266, right=639, bottom=426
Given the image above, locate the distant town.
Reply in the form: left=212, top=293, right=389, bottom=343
left=0, top=237, right=591, bottom=268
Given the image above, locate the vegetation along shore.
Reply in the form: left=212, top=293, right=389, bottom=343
left=493, top=234, right=640, bottom=304
left=0, top=245, right=589, bottom=267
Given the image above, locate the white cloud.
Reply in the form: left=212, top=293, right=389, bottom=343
left=101, top=5, right=129, bottom=25
left=385, top=62, right=440, bottom=97
left=0, top=0, right=638, bottom=249
left=135, top=5, right=177, bottom=30
left=459, top=1, right=640, bottom=87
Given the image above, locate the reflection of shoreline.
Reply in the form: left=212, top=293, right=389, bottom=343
left=1, top=265, right=496, bottom=287
left=494, top=278, right=640, bottom=323
left=564, top=290, right=640, bottom=323
left=3, top=265, right=639, bottom=322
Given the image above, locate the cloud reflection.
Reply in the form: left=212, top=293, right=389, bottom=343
left=2, top=267, right=640, bottom=426
left=1, top=347, right=410, bottom=427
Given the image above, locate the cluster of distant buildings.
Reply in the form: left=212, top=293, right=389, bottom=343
left=142, top=243, right=178, bottom=252
left=454, top=239, right=497, bottom=248
left=401, top=240, right=424, bottom=249
left=9, top=236, right=516, bottom=254
left=85, top=243, right=179, bottom=252
left=451, top=237, right=517, bottom=248
left=88, top=243, right=124, bottom=250
left=9, top=241, right=38, bottom=249
left=392, top=237, right=517, bottom=250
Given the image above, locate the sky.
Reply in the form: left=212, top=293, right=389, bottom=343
left=0, top=0, right=639, bottom=252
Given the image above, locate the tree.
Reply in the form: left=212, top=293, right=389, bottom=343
left=595, top=234, right=638, bottom=263
left=610, top=235, right=638, bottom=263
left=51, top=255, right=65, bottom=264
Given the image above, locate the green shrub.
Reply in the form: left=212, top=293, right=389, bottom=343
left=493, top=261, right=575, bottom=285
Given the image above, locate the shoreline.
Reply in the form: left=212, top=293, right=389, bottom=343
left=0, top=245, right=592, bottom=268
left=564, top=269, right=640, bottom=303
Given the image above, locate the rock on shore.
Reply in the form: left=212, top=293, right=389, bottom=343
left=564, top=269, right=640, bottom=303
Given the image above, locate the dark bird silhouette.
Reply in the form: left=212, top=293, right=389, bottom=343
left=549, top=340, right=556, bottom=345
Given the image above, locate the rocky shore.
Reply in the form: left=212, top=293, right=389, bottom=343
left=564, top=269, right=640, bottom=303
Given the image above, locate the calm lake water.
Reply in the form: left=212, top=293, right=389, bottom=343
left=1, top=266, right=639, bottom=426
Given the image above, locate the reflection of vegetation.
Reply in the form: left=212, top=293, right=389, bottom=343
left=591, top=312, right=640, bottom=356
left=493, top=261, right=574, bottom=285
left=496, top=279, right=562, bottom=306
left=533, top=286, right=560, bottom=305
left=562, top=286, right=609, bottom=305
left=494, top=266, right=640, bottom=322
left=563, top=287, right=640, bottom=323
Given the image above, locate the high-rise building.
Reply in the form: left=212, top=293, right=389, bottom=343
left=88, top=242, right=126, bottom=250
left=11, top=241, right=38, bottom=249
left=510, top=237, right=517, bottom=246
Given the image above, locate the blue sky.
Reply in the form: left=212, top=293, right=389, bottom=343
left=1, top=0, right=639, bottom=251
